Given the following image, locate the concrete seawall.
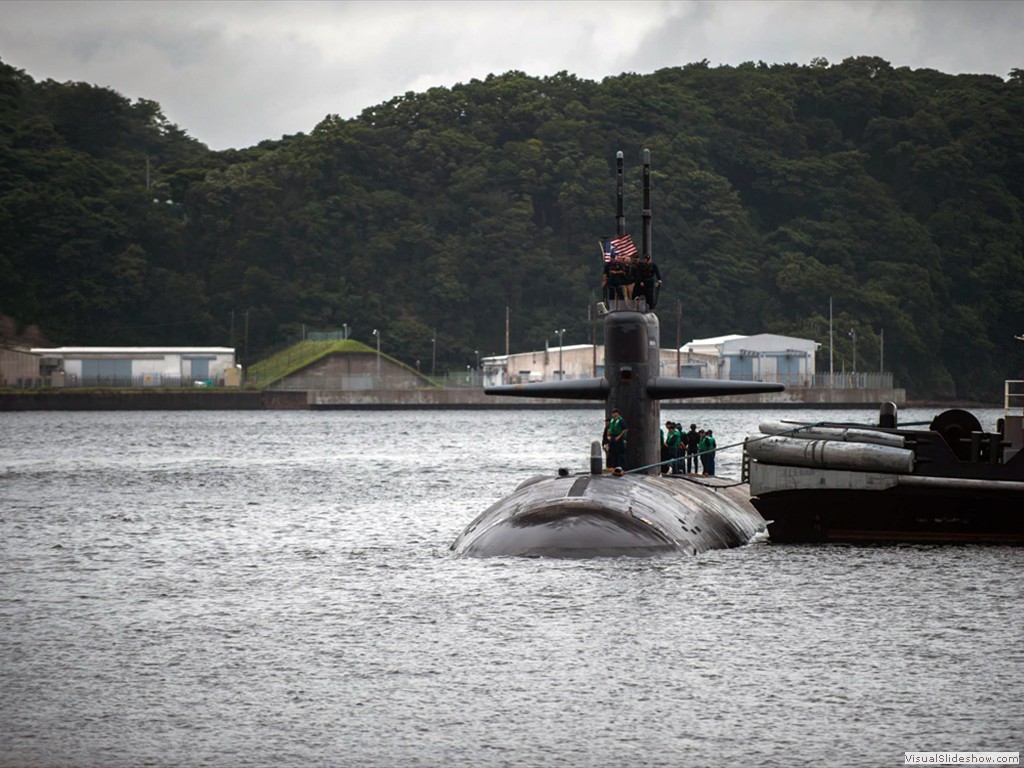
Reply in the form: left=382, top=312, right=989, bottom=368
left=0, top=390, right=301, bottom=410
left=0, top=387, right=906, bottom=410
left=308, top=387, right=906, bottom=409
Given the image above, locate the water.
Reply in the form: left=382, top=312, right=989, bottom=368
left=1, top=407, right=1020, bottom=767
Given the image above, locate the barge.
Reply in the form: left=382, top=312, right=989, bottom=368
left=745, top=381, right=1024, bottom=544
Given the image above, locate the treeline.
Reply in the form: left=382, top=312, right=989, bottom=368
left=1, top=55, right=1022, bottom=399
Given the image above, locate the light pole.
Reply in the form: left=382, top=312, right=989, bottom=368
left=849, top=327, right=857, bottom=373
left=828, top=297, right=834, bottom=388
left=555, top=328, right=566, bottom=381
left=372, top=329, right=381, bottom=386
left=1016, top=334, right=1024, bottom=416
left=879, top=327, right=884, bottom=373
left=431, top=330, right=436, bottom=378
left=474, top=349, right=480, bottom=387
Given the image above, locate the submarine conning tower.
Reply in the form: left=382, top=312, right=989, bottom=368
left=606, top=149, right=660, bottom=473
left=605, top=309, right=661, bottom=474
left=483, top=148, right=785, bottom=472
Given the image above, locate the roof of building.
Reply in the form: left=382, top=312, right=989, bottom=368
left=682, top=333, right=818, bottom=353
left=685, top=333, right=747, bottom=347
left=31, top=347, right=236, bottom=355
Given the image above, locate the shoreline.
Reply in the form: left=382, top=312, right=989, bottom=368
left=1, top=387, right=1000, bottom=412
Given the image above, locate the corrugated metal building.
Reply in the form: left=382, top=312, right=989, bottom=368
left=682, top=334, right=819, bottom=386
left=31, top=347, right=238, bottom=387
left=481, top=333, right=820, bottom=388
left=482, top=344, right=694, bottom=387
left=0, top=348, right=42, bottom=387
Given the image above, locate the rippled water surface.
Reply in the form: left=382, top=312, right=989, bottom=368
left=1, top=407, right=1020, bottom=767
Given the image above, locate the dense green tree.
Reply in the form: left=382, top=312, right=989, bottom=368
left=2, top=56, right=1022, bottom=399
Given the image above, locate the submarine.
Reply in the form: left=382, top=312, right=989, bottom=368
left=451, top=150, right=784, bottom=558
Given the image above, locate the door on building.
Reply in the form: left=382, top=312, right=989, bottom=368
left=729, top=355, right=754, bottom=381
left=190, top=358, right=209, bottom=382
left=778, top=354, right=801, bottom=386
left=680, top=363, right=703, bottom=379
left=186, top=356, right=214, bottom=384
left=82, top=358, right=132, bottom=386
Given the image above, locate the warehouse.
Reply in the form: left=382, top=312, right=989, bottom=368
left=681, top=334, right=819, bottom=386
left=30, top=347, right=239, bottom=387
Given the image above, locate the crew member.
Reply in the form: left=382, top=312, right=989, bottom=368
left=606, top=408, right=628, bottom=470
left=661, top=421, right=671, bottom=473
left=685, top=423, right=700, bottom=474
left=621, top=256, right=637, bottom=301
left=637, top=254, right=662, bottom=308
left=607, top=256, right=628, bottom=302
left=666, top=421, right=683, bottom=474
left=704, top=429, right=717, bottom=476
left=699, top=429, right=718, bottom=476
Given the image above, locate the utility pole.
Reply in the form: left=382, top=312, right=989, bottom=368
left=1016, top=334, right=1024, bottom=416
left=829, top=297, right=834, bottom=387
left=590, top=291, right=597, bottom=377
left=555, top=329, right=566, bottom=381
left=676, top=299, right=682, bottom=376
left=373, top=329, right=381, bottom=386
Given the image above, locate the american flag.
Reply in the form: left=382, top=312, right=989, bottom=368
left=600, top=234, right=638, bottom=262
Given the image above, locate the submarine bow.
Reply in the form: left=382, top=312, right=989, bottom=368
left=451, top=472, right=766, bottom=558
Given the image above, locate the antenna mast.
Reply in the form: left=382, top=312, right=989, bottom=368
left=615, top=151, right=625, bottom=237
left=642, top=148, right=652, bottom=260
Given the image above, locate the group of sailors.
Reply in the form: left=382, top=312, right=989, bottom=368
left=601, top=411, right=717, bottom=476
left=662, top=422, right=717, bottom=476
left=602, top=253, right=662, bottom=308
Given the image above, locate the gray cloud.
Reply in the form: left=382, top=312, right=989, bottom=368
left=0, top=0, right=1019, bottom=150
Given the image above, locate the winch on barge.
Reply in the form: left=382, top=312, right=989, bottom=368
left=451, top=150, right=784, bottom=558
left=744, top=382, right=1024, bottom=544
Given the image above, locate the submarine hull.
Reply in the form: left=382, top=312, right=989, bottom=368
left=451, top=473, right=766, bottom=558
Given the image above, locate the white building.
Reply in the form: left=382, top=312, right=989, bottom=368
left=482, top=333, right=819, bottom=388
left=482, top=343, right=704, bottom=387
left=681, top=333, right=819, bottom=386
left=31, top=347, right=238, bottom=387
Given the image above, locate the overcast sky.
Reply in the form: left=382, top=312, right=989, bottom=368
left=1, top=0, right=1020, bottom=150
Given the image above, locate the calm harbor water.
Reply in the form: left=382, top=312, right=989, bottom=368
left=0, top=406, right=1020, bottom=767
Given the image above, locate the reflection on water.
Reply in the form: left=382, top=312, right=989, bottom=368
left=0, top=407, right=1019, bottom=767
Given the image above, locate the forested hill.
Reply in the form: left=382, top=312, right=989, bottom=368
left=1, top=56, right=1022, bottom=399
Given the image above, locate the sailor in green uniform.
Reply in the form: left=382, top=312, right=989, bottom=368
left=666, top=421, right=683, bottom=474
left=698, top=429, right=717, bottom=475
left=704, top=428, right=717, bottom=475
left=606, top=408, right=628, bottom=470
left=661, top=421, right=672, bottom=473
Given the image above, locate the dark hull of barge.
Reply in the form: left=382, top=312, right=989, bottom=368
left=751, top=481, right=1024, bottom=545
left=746, top=398, right=1024, bottom=546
